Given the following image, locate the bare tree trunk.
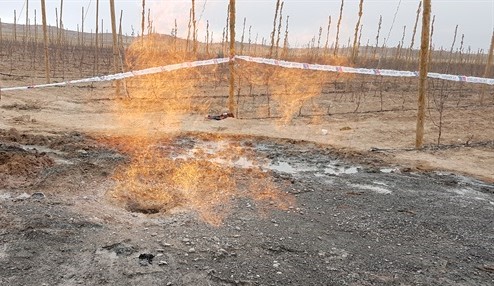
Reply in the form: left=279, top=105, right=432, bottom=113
left=34, top=10, right=37, bottom=47
left=101, top=19, right=104, bottom=50
left=480, top=30, right=494, bottom=104
left=14, top=10, right=17, bottom=42
left=240, top=18, right=246, bottom=54
left=406, top=1, right=421, bottom=67
left=81, top=7, right=85, bottom=47
left=428, top=15, right=435, bottom=66
left=436, top=24, right=458, bottom=145
left=141, top=0, right=145, bottom=43
left=34, top=9, right=38, bottom=42
left=351, top=0, right=364, bottom=63
left=324, top=16, right=332, bottom=53
left=41, top=0, right=50, bottom=83
left=25, top=0, right=29, bottom=45
left=373, top=15, right=382, bottom=61
left=275, top=1, right=284, bottom=58
left=110, top=0, right=120, bottom=96
left=54, top=6, right=60, bottom=78
left=192, top=0, right=197, bottom=55
left=206, top=20, right=210, bottom=55
left=58, top=0, right=63, bottom=45
left=118, top=10, right=123, bottom=48
left=248, top=25, right=252, bottom=54
left=269, top=0, right=280, bottom=57
left=187, top=9, right=192, bottom=52
left=415, top=0, right=431, bottom=149
left=147, top=10, right=152, bottom=33
left=334, top=0, right=344, bottom=56
left=228, top=0, right=236, bottom=113
left=224, top=3, right=229, bottom=50
left=118, top=10, right=128, bottom=97
left=281, top=16, right=290, bottom=59
left=395, top=25, right=406, bottom=62
left=94, top=0, right=99, bottom=75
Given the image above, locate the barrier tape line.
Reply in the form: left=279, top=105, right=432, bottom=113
left=1, top=55, right=493, bottom=92
left=236, top=56, right=494, bottom=85
left=0, top=58, right=230, bottom=92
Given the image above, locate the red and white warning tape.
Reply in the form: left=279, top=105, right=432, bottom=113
left=0, top=55, right=492, bottom=92
left=236, top=56, right=494, bottom=85
left=0, top=58, right=230, bottom=92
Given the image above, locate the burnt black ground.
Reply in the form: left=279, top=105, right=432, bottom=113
left=1, top=132, right=493, bottom=286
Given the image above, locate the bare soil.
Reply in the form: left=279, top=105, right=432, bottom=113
left=0, top=130, right=493, bottom=286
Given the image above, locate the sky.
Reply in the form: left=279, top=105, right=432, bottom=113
left=0, top=0, right=493, bottom=51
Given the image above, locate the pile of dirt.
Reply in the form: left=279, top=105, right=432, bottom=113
left=0, top=129, right=98, bottom=189
left=0, top=145, right=54, bottom=188
left=0, top=128, right=123, bottom=190
left=0, top=128, right=100, bottom=152
left=0, top=147, right=53, bottom=176
left=0, top=128, right=53, bottom=147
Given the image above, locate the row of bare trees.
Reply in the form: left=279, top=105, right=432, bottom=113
left=0, top=0, right=492, bottom=148
left=1, top=0, right=492, bottom=80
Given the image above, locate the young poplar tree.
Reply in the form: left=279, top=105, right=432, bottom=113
left=415, top=0, right=431, bottom=149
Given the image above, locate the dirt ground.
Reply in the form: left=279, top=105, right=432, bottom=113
left=0, top=67, right=494, bottom=285
left=0, top=128, right=493, bottom=286
left=0, top=78, right=493, bottom=182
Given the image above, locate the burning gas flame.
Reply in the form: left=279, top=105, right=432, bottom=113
left=107, top=135, right=294, bottom=226
left=104, top=35, right=295, bottom=225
